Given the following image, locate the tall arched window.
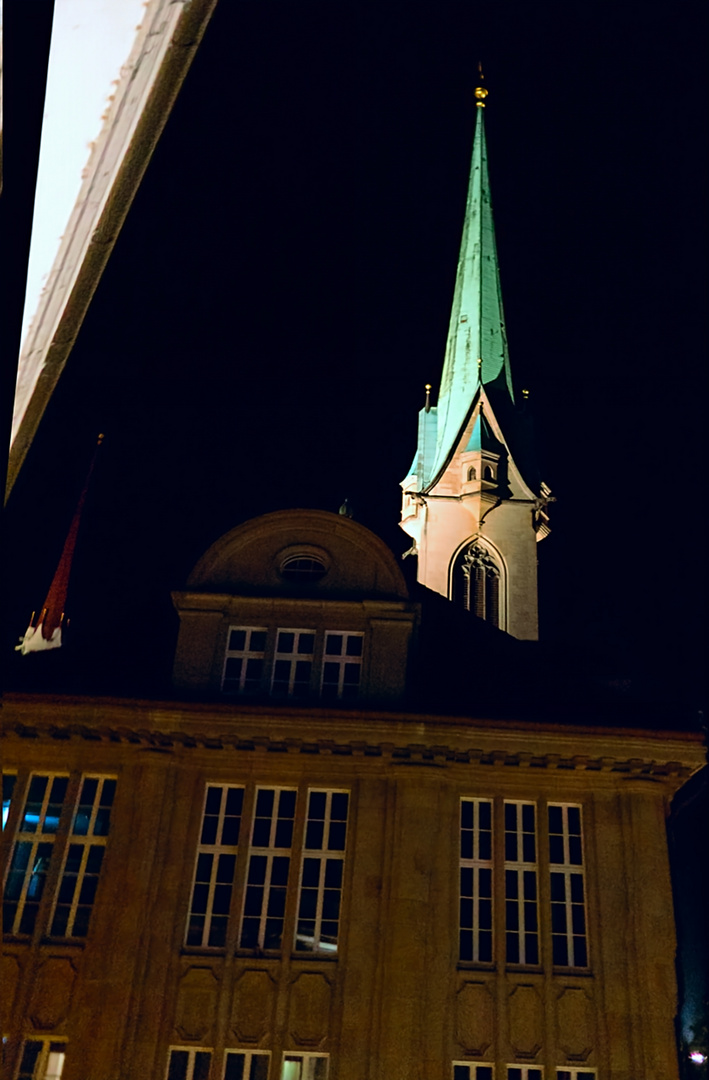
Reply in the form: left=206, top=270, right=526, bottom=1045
left=454, top=542, right=501, bottom=627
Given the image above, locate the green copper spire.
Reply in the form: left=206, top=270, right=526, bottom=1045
left=426, top=92, right=514, bottom=487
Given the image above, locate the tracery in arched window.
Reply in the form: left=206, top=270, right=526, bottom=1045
left=456, top=542, right=501, bottom=627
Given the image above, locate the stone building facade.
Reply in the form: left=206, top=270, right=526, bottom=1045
left=1, top=508, right=704, bottom=1080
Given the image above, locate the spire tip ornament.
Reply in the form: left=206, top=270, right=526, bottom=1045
left=475, top=61, right=488, bottom=107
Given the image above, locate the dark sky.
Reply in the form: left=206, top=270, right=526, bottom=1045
left=3, top=0, right=707, bottom=709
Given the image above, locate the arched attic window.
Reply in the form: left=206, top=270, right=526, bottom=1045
left=280, top=554, right=327, bottom=583
left=453, top=542, right=501, bottom=627
left=467, top=465, right=477, bottom=481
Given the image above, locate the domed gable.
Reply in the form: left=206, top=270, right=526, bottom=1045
left=187, top=509, right=409, bottom=600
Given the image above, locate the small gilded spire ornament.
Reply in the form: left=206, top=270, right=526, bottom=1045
left=475, top=61, right=488, bottom=108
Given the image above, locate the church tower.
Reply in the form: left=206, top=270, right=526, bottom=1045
left=401, top=81, right=551, bottom=640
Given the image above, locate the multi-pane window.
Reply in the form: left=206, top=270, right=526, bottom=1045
left=50, top=776, right=116, bottom=938
left=548, top=805, right=588, bottom=968
left=272, top=630, right=315, bottom=697
left=4, top=774, right=115, bottom=940
left=504, top=802, right=539, bottom=965
left=321, top=633, right=363, bottom=700
left=223, top=1051, right=270, bottom=1080
left=280, top=1055, right=328, bottom=1080
left=453, top=1064, right=494, bottom=1080
left=223, top=628, right=268, bottom=694
left=166, top=1048, right=212, bottom=1080
left=4, top=774, right=70, bottom=935
left=17, top=1040, right=66, bottom=1079
left=240, top=788, right=296, bottom=949
left=459, top=799, right=493, bottom=963
left=296, top=790, right=349, bottom=953
left=222, top=628, right=366, bottom=700
left=186, top=785, right=244, bottom=947
left=507, top=1069, right=543, bottom=1080
left=556, top=1072, right=596, bottom=1080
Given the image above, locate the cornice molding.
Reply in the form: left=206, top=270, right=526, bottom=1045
left=2, top=696, right=703, bottom=782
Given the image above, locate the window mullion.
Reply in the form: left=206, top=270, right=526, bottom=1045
left=87, top=790, right=101, bottom=836
left=536, top=803, right=552, bottom=972
left=286, top=784, right=310, bottom=954
left=516, top=871, right=526, bottom=964
left=1, top=771, right=23, bottom=869
left=12, top=840, right=46, bottom=935
left=493, top=799, right=506, bottom=971
left=565, top=868, right=575, bottom=965
left=204, top=858, right=220, bottom=946
left=65, top=843, right=90, bottom=937
left=312, top=791, right=334, bottom=945
left=224, top=786, right=256, bottom=956
left=312, top=855, right=326, bottom=946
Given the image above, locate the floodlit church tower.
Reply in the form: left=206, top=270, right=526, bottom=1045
left=401, top=80, right=552, bottom=640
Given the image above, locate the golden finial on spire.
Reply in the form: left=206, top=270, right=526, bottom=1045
left=424, top=384, right=432, bottom=412
left=475, top=61, right=488, bottom=108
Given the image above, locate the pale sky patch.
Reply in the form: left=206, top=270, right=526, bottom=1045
left=21, top=0, right=147, bottom=347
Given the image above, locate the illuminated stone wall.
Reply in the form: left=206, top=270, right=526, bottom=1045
left=2, top=695, right=701, bottom=1080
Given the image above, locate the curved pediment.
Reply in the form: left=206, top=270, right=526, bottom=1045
left=187, top=509, right=409, bottom=600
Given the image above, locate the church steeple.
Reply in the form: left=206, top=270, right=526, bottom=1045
left=429, top=82, right=514, bottom=489
left=400, top=81, right=551, bottom=641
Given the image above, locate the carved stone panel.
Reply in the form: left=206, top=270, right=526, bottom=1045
left=557, top=987, right=594, bottom=1061
left=29, top=958, right=77, bottom=1030
left=289, top=972, right=331, bottom=1047
left=1, top=955, right=21, bottom=1029
left=231, top=969, right=276, bottom=1043
left=175, top=966, right=219, bottom=1041
left=508, top=984, right=543, bottom=1058
left=456, top=982, right=494, bottom=1056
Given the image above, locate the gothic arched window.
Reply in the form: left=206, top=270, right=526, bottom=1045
left=467, top=466, right=476, bottom=481
left=454, top=542, right=501, bottom=627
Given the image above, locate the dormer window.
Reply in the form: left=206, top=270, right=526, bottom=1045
left=321, top=633, right=363, bottom=700
left=280, top=555, right=327, bottom=583
left=272, top=629, right=315, bottom=698
left=222, top=627, right=364, bottom=701
left=223, top=627, right=267, bottom=694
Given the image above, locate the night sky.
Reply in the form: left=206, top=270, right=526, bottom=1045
left=3, top=1, right=707, bottom=711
